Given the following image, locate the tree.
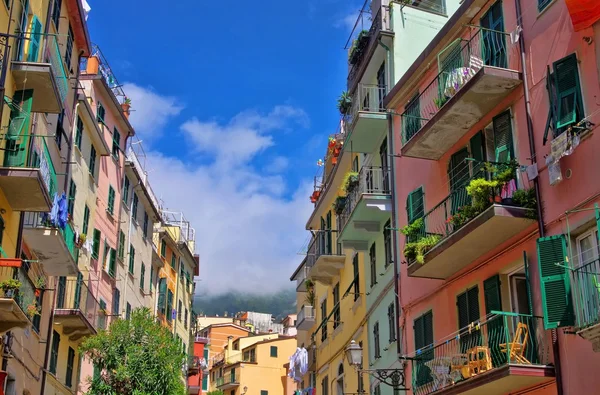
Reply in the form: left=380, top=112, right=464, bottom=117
left=205, top=391, right=224, bottom=395
left=80, top=307, right=186, bottom=395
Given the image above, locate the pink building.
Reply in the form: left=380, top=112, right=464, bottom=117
left=385, top=1, right=600, bottom=394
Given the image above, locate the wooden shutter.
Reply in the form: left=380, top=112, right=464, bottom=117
left=596, top=204, right=600, bottom=241
left=457, top=286, right=480, bottom=327
left=484, top=275, right=502, bottom=314
left=158, top=278, right=167, bottom=314
left=537, top=235, right=574, bottom=329
left=457, top=292, right=469, bottom=329
left=407, top=187, right=424, bottom=224
left=492, top=111, right=513, bottom=162
left=553, top=54, right=582, bottom=129
left=74, top=273, right=82, bottom=309
left=92, top=229, right=101, bottom=258
left=449, top=148, right=470, bottom=191
left=109, top=248, right=116, bottom=277
left=56, top=277, right=66, bottom=308
left=27, top=16, right=42, bottom=62
left=469, top=131, right=486, bottom=178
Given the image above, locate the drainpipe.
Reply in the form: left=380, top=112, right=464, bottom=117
left=377, top=39, right=394, bottom=96
left=514, top=1, right=563, bottom=394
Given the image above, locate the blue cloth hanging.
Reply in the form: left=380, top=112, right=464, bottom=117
left=57, top=193, right=68, bottom=229
left=49, top=192, right=60, bottom=226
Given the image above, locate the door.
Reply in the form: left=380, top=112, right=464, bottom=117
left=377, top=62, right=386, bottom=110
left=379, top=138, right=389, bottom=192
left=4, top=90, right=33, bottom=167
left=480, top=1, right=507, bottom=68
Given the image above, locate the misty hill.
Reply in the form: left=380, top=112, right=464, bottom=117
left=193, top=289, right=296, bottom=320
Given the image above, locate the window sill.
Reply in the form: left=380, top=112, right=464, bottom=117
left=352, top=295, right=362, bottom=313
left=332, top=323, right=344, bottom=339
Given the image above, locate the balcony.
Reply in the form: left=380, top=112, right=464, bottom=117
left=294, top=262, right=312, bottom=292
left=0, top=123, right=56, bottom=212
left=407, top=163, right=535, bottom=279
left=23, top=212, right=79, bottom=276
left=11, top=33, right=68, bottom=113
left=54, top=277, right=100, bottom=340
left=410, top=312, right=554, bottom=395
left=346, top=84, right=388, bottom=153
left=338, top=167, right=392, bottom=248
left=306, top=230, right=345, bottom=285
left=347, top=3, right=393, bottom=92
left=296, top=305, right=316, bottom=331
left=0, top=264, right=30, bottom=332
left=572, top=258, right=600, bottom=350
left=400, top=27, right=522, bottom=160
left=216, top=373, right=239, bottom=389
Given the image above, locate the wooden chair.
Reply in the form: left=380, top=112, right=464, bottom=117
left=500, top=322, right=530, bottom=364
left=466, top=346, right=492, bottom=376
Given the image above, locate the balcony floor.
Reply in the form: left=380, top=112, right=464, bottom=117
left=347, top=112, right=388, bottom=153
left=408, top=204, right=536, bottom=279
left=0, top=298, right=29, bottom=332
left=54, top=309, right=96, bottom=340
left=339, top=194, right=391, bottom=247
left=308, top=255, right=345, bottom=285
left=0, top=167, right=51, bottom=211
left=296, top=316, right=315, bottom=331
left=23, top=227, right=78, bottom=276
left=427, top=365, right=554, bottom=395
left=402, top=67, right=522, bottom=160
left=11, top=62, right=63, bottom=113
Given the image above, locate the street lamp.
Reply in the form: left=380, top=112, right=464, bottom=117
left=344, top=340, right=409, bottom=392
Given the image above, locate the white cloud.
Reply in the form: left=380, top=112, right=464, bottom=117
left=266, top=156, right=290, bottom=173
left=128, top=100, right=313, bottom=294
left=335, top=11, right=360, bottom=31
left=123, top=83, right=183, bottom=141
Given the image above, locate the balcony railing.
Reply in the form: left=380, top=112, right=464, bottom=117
left=572, top=258, right=600, bottom=330
left=297, top=305, right=315, bottom=324
left=42, top=34, right=69, bottom=105
left=81, top=44, right=127, bottom=102
left=216, top=373, right=239, bottom=387
left=126, top=147, right=161, bottom=212
left=0, top=265, right=33, bottom=315
left=349, top=84, right=386, bottom=127
left=24, top=212, right=78, bottom=261
left=338, top=166, right=391, bottom=234
left=411, top=312, right=550, bottom=395
left=56, top=277, right=100, bottom=331
left=401, top=27, right=514, bottom=145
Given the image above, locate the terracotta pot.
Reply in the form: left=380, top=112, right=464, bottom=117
left=121, top=103, right=131, bottom=119
left=86, top=55, right=100, bottom=74
left=332, top=156, right=338, bottom=165
left=34, top=289, right=41, bottom=297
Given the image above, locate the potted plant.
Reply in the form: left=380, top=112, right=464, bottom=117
left=76, top=233, right=86, bottom=248
left=512, top=188, right=537, bottom=219
left=33, top=276, right=46, bottom=296
left=121, top=97, right=132, bottom=116
left=348, top=30, right=370, bottom=65
left=466, top=178, right=499, bottom=211
left=26, top=302, right=41, bottom=318
left=341, top=171, right=359, bottom=194
left=332, top=196, right=347, bottom=215
left=0, top=279, right=21, bottom=298
left=434, top=96, right=448, bottom=109
left=337, top=91, right=352, bottom=116
left=310, top=190, right=321, bottom=204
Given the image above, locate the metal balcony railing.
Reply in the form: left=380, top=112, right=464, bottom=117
left=297, top=305, right=315, bottom=323
left=0, top=266, right=36, bottom=318
left=126, top=146, right=161, bottom=211
left=23, top=212, right=78, bottom=261
left=80, top=44, right=127, bottom=102
left=572, top=258, right=600, bottom=330
left=349, top=84, right=386, bottom=126
left=304, top=229, right=344, bottom=267
left=337, top=166, right=391, bottom=234
left=56, top=277, right=100, bottom=331
left=410, top=312, right=550, bottom=395
left=216, top=373, right=239, bottom=387
left=401, top=27, right=516, bottom=144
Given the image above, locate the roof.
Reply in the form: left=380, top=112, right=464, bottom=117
left=242, top=335, right=296, bottom=350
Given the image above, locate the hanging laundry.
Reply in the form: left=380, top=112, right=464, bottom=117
left=49, top=192, right=60, bottom=226
left=57, top=193, right=68, bottom=229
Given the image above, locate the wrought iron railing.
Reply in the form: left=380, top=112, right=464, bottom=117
left=56, top=276, right=100, bottom=331
left=80, top=44, right=127, bottom=102
left=572, top=258, right=600, bottom=330
left=126, top=147, right=161, bottom=211
left=23, top=212, right=79, bottom=261
left=401, top=27, right=515, bottom=144
left=350, top=84, right=386, bottom=127
left=305, top=229, right=344, bottom=268
left=0, top=266, right=34, bottom=317
left=297, top=305, right=315, bottom=325
left=410, top=312, right=550, bottom=395
left=338, top=166, right=391, bottom=234
left=216, top=373, right=239, bottom=387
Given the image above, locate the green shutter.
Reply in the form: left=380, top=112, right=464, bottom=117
left=89, top=145, right=97, bottom=176
left=118, top=231, right=125, bottom=259
left=537, top=235, right=574, bottom=329
left=140, top=263, right=145, bottom=290
left=108, top=186, right=115, bottom=215
left=158, top=278, right=167, bottom=314
left=129, top=245, right=135, bottom=274
left=160, top=239, right=166, bottom=257
left=92, top=229, right=101, bottom=259
left=553, top=54, right=582, bottom=129
left=407, top=187, right=424, bottom=224
left=413, top=311, right=433, bottom=386
left=492, top=111, right=513, bottom=162
left=82, top=205, right=90, bottom=235
left=112, top=128, right=121, bottom=158
left=75, top=116, right=83, bottom=149
left=457, top=292, right=469, bottom=329
left=483, top=275, right=502, bottom=314
left=109, top=249, right=116, bottom=277
left=27, top=16, right=42, bottom=62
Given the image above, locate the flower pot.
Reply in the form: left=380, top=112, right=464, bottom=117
left=501, top=197, right=514, bottom=206
left=86, top=55, right=100, bottom=74
left=4, top=289, right=15, bottom=298
left=121, top=103, right=131, bottom=118
left=0, top=258, right=22, bottom=267
left=35, top=289, right=41, bottom=297
left=331, top=156, right=338, bottom=165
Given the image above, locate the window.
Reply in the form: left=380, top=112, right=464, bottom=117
left=158, top=278, right=167, bottom=314
left=167, top=289, right=174, bottom=322
left=97, top=102, right=105, bottom=123
left=65, top=24, right=73, bottom=69
left=55, top=110, right=64, bottom=149
left=112, top=288, right=120, bottom=316
left=270, top=345, right=278, bottom=357
left=480, top=1, right=506, bottom=68
left=321, top=376, right=328, bottom=395
left=108, top=248, right=116, bottom=278
left=51, top=0, right=61, bottom=28
left=413, top=311, right=434, bottom=386
left=82, top=205, right=90, bottom=235
left=388, top=302, right=396, bottom=342
left=178, top=300, right=182, bottom=321
left=352, top=253, right=359, bottom=301
left=123, top=176, right=130, bottom=204
left=118, top=231, right=126, bottom=259
left=538, top=0, right=552, bottom=11
left=128, top=245, right=135, bottom=274
left=403, top=93, right=420, bottom=142
left=383, top=219, right=392, bottom=267
left=143, top=212, right=149, bottom=238
left=406, top=187, right=424, bottom=225
left=457, top=286, right=480, bottom=350
left=66, top=347, right=75, bottom=387
left=369, top=242, right=377, bottom=287
left=67, top=180, right=76, bottom=216
left=333, top=282, right=340, bottom=329
left=92, top=229, right=101, bottom=259
left=75, top=116, right=83, bottom=149
left=112, top=128, right=121, bottom=159
left=184, top=308, right=188, bottom=329
left=321, top=298, right=327, bottom=341
left=89, top=145, right=97, bottom=177
left=261, top=391, right=268, bottom=395
left=49, top=331, right=60, bottom=374
left=140, top=263, right=145, bottom=290
left=149, top=267, right=154, bottom=292
left=160, top=239, right=166, bottom=257
left=404, top=0, right=445, bottom=14
left=171, top=252, right=176, bottom=269
left=373, top=322, right=380, bottom=358
left=132, top=193, right=138, bottom=221
left=537, top=235, right=574, bottom=329
left=126, top=302, right=131, bottom=320
left=107, top=185, right=115, bottom=215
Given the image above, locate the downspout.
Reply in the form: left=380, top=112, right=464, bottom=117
left=514, top=1, right=563, bottom=394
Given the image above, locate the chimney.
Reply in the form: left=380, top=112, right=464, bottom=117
left=227, top=336, right=233, bottom=355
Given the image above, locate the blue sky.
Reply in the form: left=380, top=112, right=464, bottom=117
left=86, top=0, right=363, bottom=293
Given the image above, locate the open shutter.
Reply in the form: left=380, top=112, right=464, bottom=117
left=469, top=131, right=486, bottom=178
left=484, top=275, right=502, bottom=314
left=457, top=292, right=469, bottom=329
left=410, top=187, right=424, bottom=222
left=74, top=272, right=82, bottom=309
left=554, top=54, right=582, bottom=129
left=543, top=65, right=559, bottom=144
left=157, top=278, right=167, bottom=314
left=537, top=235, right=574, bottom=329
left=492, top=111, right=513, bottom=162
left=27, top=16, right=42, bottom=62
left=326, top=211, right=332, bottom=254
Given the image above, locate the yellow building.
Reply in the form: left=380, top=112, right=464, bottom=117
left=291, top=120, right=369, bottom=394
left=212, top=335, right=297, bottom=395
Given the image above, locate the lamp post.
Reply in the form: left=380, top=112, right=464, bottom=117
left=345, top=340, right=409, bottom=392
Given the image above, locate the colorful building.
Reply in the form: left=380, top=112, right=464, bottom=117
left=188, top=334, right=210, bottom=395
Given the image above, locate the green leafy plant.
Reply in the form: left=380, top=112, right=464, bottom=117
left=348, top=30, right=370, bottom=64
left=404, top=235, right=441, bottom=264
left=305, top=279, right=316, bottom=307
left=466, top=178, right=499, bottom=211
left=337, top=91, right=352, bottom=116
left=33, top=276, right=46, bottom=289
left=400, top=218, right=424, bottom=239
left=341, top=171, right=359, bottom=194
left=26, top=301, right=41, bottom=317
left=512, top=188, right=538, bottom=219
left=485, top=159, right=519, bottom=185
left=123, top=97, right=132, bottom=105
left=446, top=204, right=480, bottom=229
left=332, top=196, right=347, bottom=215
left=434, top=96, right=448, bottom=109
left=0, top=278, right=21, bottom=293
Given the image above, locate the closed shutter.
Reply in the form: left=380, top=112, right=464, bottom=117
left=407, top=187, right=424, bottom=224
left=553, top=54, right=582, bottom=129
left=457, top=292, right=469, bottom=329
left=74, top=273, right=82, bottom=309
left=457, top=286, right=480, bottom=351
left=27, top=16, right=42, bottom=62
left=326, top=211, right=332, bottom=254
left=537, top=235, right=574, bottom=329
left=56, top=277, right=66, bottom=309
left=109, top=249, right=116, bottom=277
left=484, top=275, right=502, bottom=314
left=92, top=229, right=101, bottom=259
left=469, top=131, right=486, bottom=178
left=492, top=111, right=513, bottom=162
left=158, top=278, right=167, bottom=314
left=484, top=275, right=505, bottom=367
left=413, top=311, right=433, bottom=387
left=108, top=186, right=115, bottom=214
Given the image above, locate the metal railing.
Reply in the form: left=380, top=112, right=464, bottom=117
left=410, top=312, right=550, bottom=395
left=0, top=266, right=35, bottom=318
left=216, top=372, right=239, bottom=387
left=338, top=166, right=391, bottom=234
left=80, top=44, right=127, bottom=102
left=295, top=264, right=312, bottom=291
left=56, top=277, right=100, bottom=331
left=572, top=258, right=600, bottom=329
left=212, top=352, right=225, bottom=366
left=401, top=27, right=515, bottom=144
left=305, top=229, right=344, bottom=267
left=297, top=305, right=315, bottom=324
left=23, top=212, right=78, bottom=261
left=127, top=146, right=161, bottom=212
left=350, top=84, right=386, bottom=127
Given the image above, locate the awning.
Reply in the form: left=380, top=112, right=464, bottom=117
left=566, top=0, right=600, bottom=32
